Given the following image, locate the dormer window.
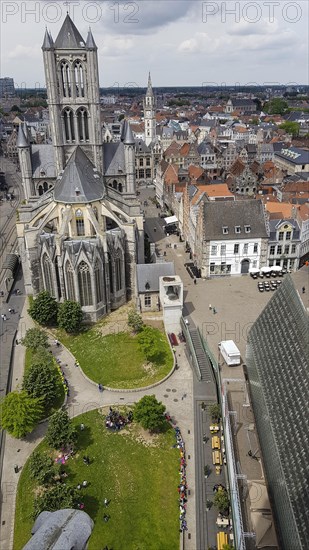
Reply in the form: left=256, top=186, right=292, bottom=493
left=235, top=226, right=241, bottom=234
left=145, top=282, right=150, bottom=290
left=244, top=225, right=251, bottom=233
left=222, top=226, right=229, bottom=234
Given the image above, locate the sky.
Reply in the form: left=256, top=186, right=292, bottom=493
left=1, top=0, right=308, bottom=89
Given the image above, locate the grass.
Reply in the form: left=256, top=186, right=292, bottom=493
left=56, top=326, right=173, bottom=389
left=14, top=409, right=180, bottom=550
left=24, top=347, right=65, bottom=419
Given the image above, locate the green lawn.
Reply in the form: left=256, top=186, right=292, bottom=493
left=57, top=327, right=173, bottom=389
left=14, top=409, right=180, bottom=550
left=24, top=348, right=65, bottom=419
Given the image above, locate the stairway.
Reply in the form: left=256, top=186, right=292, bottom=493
left=189, top=328, right=213, bottom=382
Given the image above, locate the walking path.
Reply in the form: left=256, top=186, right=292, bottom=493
left=0, top=301, right=197, bottom=550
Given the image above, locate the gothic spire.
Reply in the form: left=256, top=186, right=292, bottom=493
left=42, top=28, right=54, bottom=50
left=17, top=124, right=28, bottom=148
left=54, top=14, right=85, bottom=49
left=123, top=120, right=135, bottom=145
left=146, top=72, right=153, bottom=96
left=86, top=28, right=97, bottom=50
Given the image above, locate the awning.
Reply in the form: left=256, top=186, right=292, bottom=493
left=2, top=253, right=19, bottom=273
left=164, top=215, right=178, bottom=225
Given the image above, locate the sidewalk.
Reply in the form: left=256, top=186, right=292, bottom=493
left=0, top=304, right=197, bottom=550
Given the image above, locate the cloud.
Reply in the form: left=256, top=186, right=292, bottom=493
left=228, top=18, right=280, bottom=36
left=99, top=35, right=134, bottom=57
left=7, top=44, right=41, bottom=59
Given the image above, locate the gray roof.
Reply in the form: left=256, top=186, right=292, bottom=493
left=31, top=144, right=56, bottom=179
left=123, top=121, right=135, bottom=145
left=275, top=146, right=309, bottom=165
left=17, top=124, right=28, bottom=148
left=54, top=14, right=86, bottom=49
left=54, top=147, right=105, bottom=203
left=42, top=29, right=54, bottom=50
left=203, top=199, right=268, bottom=240
left=229, top=98, right=256, bottom=106
left=146, top=72, right=154, bottom=97
left=198, top=141, right=215, bottom=155
left=137, top=262, right=175, bottom=293
left=86, top=28, right=97, bottom=49
left=103, top=142, right=126, bottom=176
left=135, top=139, right=150, bottom=153
left=269, top=219, right=300, bottom=241
left=23, top=508, right=94, bottom=550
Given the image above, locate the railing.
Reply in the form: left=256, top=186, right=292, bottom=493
left=180, top=317, right=202, bottom=381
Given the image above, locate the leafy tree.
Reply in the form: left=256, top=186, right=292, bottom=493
left=134, top=395, right=166, bottom=432
left=223, top=544, right=235, bottom=550
left=279, top=121, right=300, bottom=137
left=21, top=327, right=48, bottom=351
left=29, top=450, right=57, bottom=485
left=33, top=483, right=79, bottom=518
left=28, top=291, right=58, bottom=326
left=137, top=326, right=160, bottom=360
left=263, top=98, right=288, bottom=115
left=23, top=360, right=59, bottom=408
left=0, top=391, right=44, bottom=438
left=127, top=309, right=144, bottom=333
left=46, top=410, right=77, bottom=450
left=208, top=403, right=221, bottom=422
left=213, top=489, right=230, bottom=514
left=57, top=301, right=83, bottom=333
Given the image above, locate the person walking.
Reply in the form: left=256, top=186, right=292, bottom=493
left=98, top=383, right=103, bottom=392
left=302, top=286, right=305, bottom=294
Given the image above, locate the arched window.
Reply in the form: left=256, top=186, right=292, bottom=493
left=118, top=182, right=123, bottom=193
left=77, top=108, right=89, bottom=142
left=42, top=254, right=54, bottom=296
left=94, top=260, right=104, bottom=303
left=78, top=261, right=93, bottom=306
left=63, top=108, right=75, bottom=142
left=112, top=180, right=118, bottom=190
left=65, top=261, right=76, bottom=301
left=43, top=181, right=48, bottom=192
left=115, top=250, right=123, bottom=292
left=38, top=184, right=43, bottom=196
left=75, top=209, right=85, bottom=236
left=74, top=60, right=85, bottom=97
left=107, top=253, right=113, bottom=294
left=61, top=61, right=71, bottom=97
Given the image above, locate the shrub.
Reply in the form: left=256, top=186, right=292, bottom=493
left=0, top=391, right=44, bottom=438
left=29, top=450, right=57, bottom=485
left=134, top=395, right=166, bottom=432
left=57, top=301, right=83, bottom=333
left=28, top=291, right=58, bottom=326
left=46, top=410, right=77, bottom=450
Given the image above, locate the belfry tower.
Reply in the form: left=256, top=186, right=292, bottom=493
left=143, top=72, right=156, bottom=146
left=42, top=15, right=103, bottom=173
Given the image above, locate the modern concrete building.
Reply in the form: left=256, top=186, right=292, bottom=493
left=246, top=275, right=309, bottom=550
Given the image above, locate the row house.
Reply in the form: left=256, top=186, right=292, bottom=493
left=155, top=159, right=178, bottom=207
left=227, top=159, right=259, bottom=195
left=163, top=141, right=200, bottom=170
left=268, top=218, right=301, bottom=271
left=274, top=147, right=309, bottom=175
left=296, top=203, right=309, bottom=266
left=135, top=139, right=153, bottom=186
left=195, top=199, right=269, bottom=278
left=197, top=141, right=218, bottom=178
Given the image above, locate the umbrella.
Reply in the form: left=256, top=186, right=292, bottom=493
left=271, top=266, right=282, bottom=272
left=249, top=268, right=260, bottom=274
left=260, top=266, right=272, bottom=273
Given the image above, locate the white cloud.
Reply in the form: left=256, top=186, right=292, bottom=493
left=7, top=44, right=41, bottom=59
left=100, top=36, right=134, bottom=57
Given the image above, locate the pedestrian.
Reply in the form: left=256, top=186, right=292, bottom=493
left=0, top=291, right=4, bottom=297
left=1, top=314, right=4, bottom=320
left=103, top=514, right=110, bottom=522
left=302, top=286, right=305, bottom=294
left=98, top=383, right=103, bottom=392
left=209, top=304, right=212, bottom=310
left=213, top=307, right=217, bottom=314
left=194, top=278, right=197, bottom=285
left=3, top=314, right=7, bottom=321
left=80, top=423, right=85, bottom=431
left=104, top=498, right=109, bottom=507
left=82, top=480, right=88, bottom=487
left=16, top=339, right=19, bottom=345
left=83, top=455, right=90, bottom=465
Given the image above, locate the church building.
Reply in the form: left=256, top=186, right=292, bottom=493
left=16, top=15, right=144, bottom=321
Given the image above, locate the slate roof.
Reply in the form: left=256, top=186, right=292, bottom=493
left=197, top=141, right=215, bottom=155
left=23, top=509, right=93, bottom=550
left=275, top=147, right=309, bottom=165
left=54, top=147, right=105, bottom=203
left=103, top=141, right=126, bottom=176
left=31, top=144, right=56, bottom=178
left=136, top=262, right=175, bottom=293
left=229, top=98, right=256, bottom=107
left=54, top=14, right=86, bottom=49
left=16, top=124, right=28, bottom=148
left=203, top=199, right=268, bottom=240
left=268, top=218, right=300, bottom=241
left=135, top=139, right=150, bottom=153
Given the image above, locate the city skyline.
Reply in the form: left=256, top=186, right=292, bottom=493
left=1, top=0, right=308, bottom=88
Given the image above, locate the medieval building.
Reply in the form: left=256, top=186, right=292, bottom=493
left=16, top=15, right=144, bottom=321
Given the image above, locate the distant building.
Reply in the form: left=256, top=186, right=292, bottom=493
left=0, top=77, right=15, bottom=97
left=225, top=98, right=257, bottom=115
left=267, top=218, right=301, bottom=271
left=274, top=146, right=309, bottom=175
left=246, top=275, right=309, bottom=550
left=136, top=261, right=175, bottom=312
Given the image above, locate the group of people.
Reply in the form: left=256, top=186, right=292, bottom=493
left=105, top=407, right=133, bottom=431
left=167, top=415, right=188, bottom=533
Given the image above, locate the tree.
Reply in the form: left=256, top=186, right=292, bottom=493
left=21, top=327, right=48, bottom=351
left=0, top=391, right=44, bottom=438
left=279, top=121, right=300, bottom=137
left=127, top=309, right=144, bottom=333
left=23, top=360, right=59, bottom=408
left=223, top=544, right=235, bottom=550
left=208, top=403, right=221, bottom=422
left=46, top=410, right=76, bottom=450
left=28, top=291, right=58, bottom=326
left=33, top=483, right=79, bottom=518
left=263, top=98, right=288, bottom=115
left=134, top=395, right=166, bottom=432
left=29, top=450, right=57, bottom=485
left=137, top=326, right=160, bottom=360
left=213, top=489, right=230, bottom=514
left=58, top=301, right=83, bottom=333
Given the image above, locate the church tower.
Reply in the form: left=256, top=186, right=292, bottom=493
left=42, top=15, right=102, bottom=173
left=143, top=73, right=156, bottom=146
left=17, top=124, right=34, bottom=199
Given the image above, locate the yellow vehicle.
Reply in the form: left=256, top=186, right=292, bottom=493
left=210, top=424, right=219, bottom=434
left=217, top=531, right=228, bottom=550
left=212, top=450, right=223, bottom=466
left=212, top=435, right=221, bottom=450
